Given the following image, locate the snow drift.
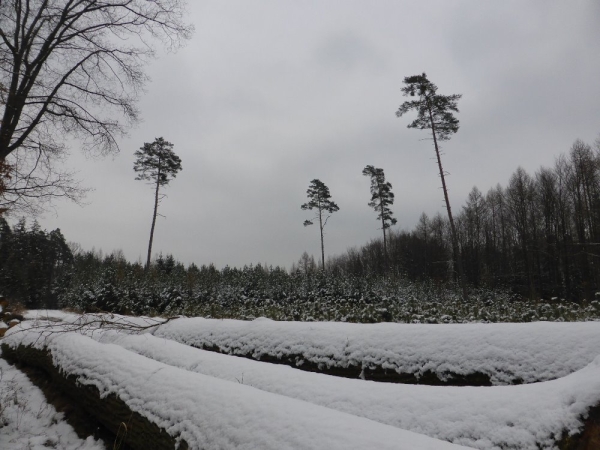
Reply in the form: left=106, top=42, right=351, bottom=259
left=153, top=317, right=600, bottom=385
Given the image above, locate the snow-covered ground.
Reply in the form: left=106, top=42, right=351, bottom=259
left=3, top=326, right=470, bottom=450
left=0, top=348, right=105, bottom=450
left=96, top=330, right=600, bottom=450
left=153, top=317, right=600, bottom=384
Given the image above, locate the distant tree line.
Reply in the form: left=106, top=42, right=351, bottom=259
left=2, top=215, right=600, bottom=323
left=3, top=230, right=599, bottom=323
left=0, top=218, right=72, bottom=308
left=3, top=137, right=600, bottom=309
left=327, top=138, right=600, bottom=302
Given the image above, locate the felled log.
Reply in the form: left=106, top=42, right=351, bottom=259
left=196, top=342, right=494, bottom=385
left=557, top=404, right=600, bottom=450
left=1, top=329, right=477, bottom=450
left=1, top=343, right=188, bottom=450
left=159, top=318, right=600, bottom=386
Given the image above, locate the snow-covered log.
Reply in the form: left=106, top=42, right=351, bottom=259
left=1, top=343, right=186, bottom=450
left=97, top=330, right=600, bottom=450
left=0, top=353, right=105, bottom=450
left=1, top=327, right=471, bottom=450
left=153, top=317, right=600, bottom=385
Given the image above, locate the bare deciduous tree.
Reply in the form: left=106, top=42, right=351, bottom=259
left=0, top=0, right=193, bottom=214
left=0, top=147, right=87, bottom=216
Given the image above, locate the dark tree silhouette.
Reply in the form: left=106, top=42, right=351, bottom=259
left=0, top=0, right=192, bottom=213
left=0, top=160, right=9, bottom=216
left=0, top=218, right=73, bottom=308
left=362, top=165, right=397, bottom=261
left=134, top=137, right=182, bottom=270
left=396, top=73, right=468, bottom=300
left=301, top=179, right=339, bottom=270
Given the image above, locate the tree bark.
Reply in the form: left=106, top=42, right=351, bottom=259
left=146, top=165, right=161, bottom=271
left=318, top=196, right=325, bottom=270
left=1, top=343, right=189, bottom=450
left=380, top=189, right=388, bottom=263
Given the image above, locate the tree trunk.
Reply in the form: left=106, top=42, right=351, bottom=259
left=318, top=201, right=325, bottom=271
left=146, top=168, right=161, bottom=271
left=427, top=105, right=468, bottom=301
left=381, top=196, right=388, bottom=264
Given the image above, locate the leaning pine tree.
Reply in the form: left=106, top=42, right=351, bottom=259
left=395, top=73, right=468, bottom=300
left=134, top=137, right=182, bottom=270
left=362, top=165, right=397, bottom=264
left=301, top=179, right=339, bottom=270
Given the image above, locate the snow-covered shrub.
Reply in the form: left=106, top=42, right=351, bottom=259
left=57, top=260, right=600, bottom=323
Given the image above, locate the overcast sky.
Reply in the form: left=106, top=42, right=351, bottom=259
left=30, top=1, right=600, bottom=269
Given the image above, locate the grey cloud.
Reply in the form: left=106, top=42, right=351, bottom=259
left=313, top=31, right=384, bottom=72
left=30, top=1, right=600, bottom=270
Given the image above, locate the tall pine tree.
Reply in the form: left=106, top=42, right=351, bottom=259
left=396, top=73, right=467, bottom=300
left=134, top=137, right=182, bottom=270
left=301, top=179, right=339, bottom=270
left=362, top=165, right=397, bottom=262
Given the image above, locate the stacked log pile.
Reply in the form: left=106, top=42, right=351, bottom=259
left=2, top=315, right=600, bottom=450
left=1, top=328, right=470, bottom=450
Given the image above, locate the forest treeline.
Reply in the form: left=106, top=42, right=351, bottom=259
left=325, top=138, right=600, bottom=302
left=1, top=225, right=599, bottom=323
left=1, top=138, right=600, bottom=316
left=0, top=218, right=72, bottom=307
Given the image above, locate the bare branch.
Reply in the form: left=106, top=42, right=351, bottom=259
left=0, top=0, right=193, bottom=215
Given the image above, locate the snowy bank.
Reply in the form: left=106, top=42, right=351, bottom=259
left=1, top=326, right=470, bottom=450
left=153, top=317, right=600, bottom=384
left=97, top=330, right=600, bottom=450
left=0, top=348, right=105, bottom=450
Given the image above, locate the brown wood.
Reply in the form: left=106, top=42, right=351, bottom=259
left=1, top=343, right=188, bottom=450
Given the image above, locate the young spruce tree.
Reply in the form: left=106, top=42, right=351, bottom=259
left=396, top=73, right=467, bottom=300
left=301, top=179, right=339, bottom=270
left=362, top=165, right=397, bottom=262
left=134, top=137, right=182, bottom=271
